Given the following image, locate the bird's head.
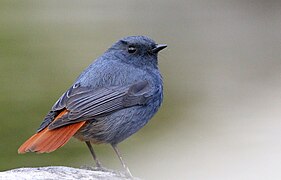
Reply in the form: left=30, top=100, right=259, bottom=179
left=106, top=36, right=167, bottom=69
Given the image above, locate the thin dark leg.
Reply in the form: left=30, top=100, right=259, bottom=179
left=111, top=144, right=132, bottom=177
left=85, top=141, right=102, bottom=168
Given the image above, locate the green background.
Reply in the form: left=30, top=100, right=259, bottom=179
left=1, top=1, right=281, bottom=179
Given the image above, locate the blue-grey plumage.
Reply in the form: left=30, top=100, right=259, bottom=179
left=40, top=36, right=165, bottom=145
left=74, top=37, right=164, bottom=144
left=24, top=35, right=166, bottom=176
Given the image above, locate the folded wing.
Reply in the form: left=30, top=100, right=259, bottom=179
left=38, top=80, right=152, bottom=131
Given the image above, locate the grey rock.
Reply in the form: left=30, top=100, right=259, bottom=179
left=0, top=166, right=135, bottom=180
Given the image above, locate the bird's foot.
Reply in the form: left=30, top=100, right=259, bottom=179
left=116, top=167, right=133, bottom=178
left=80, top=165, right=114, bottom=173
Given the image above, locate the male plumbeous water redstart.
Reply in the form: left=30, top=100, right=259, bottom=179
left=18, top=36, right=167, bottom=176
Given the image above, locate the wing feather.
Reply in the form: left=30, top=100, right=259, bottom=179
left=42, top=81, right=151, bottom=130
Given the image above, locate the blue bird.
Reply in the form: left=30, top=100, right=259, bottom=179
left=18, top=36, right=167, bottom=176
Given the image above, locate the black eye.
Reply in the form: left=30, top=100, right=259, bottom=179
left=128, top=45, right=137, bottom=54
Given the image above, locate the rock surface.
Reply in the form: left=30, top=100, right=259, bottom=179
left=0, top=166, right=134, bottom=180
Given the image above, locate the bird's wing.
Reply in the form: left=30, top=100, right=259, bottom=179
left=37, top=81, right=152, bottom=132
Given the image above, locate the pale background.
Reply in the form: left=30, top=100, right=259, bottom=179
left=1, top=1, right=281, bottom=179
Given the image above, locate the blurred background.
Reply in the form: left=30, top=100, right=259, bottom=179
left=1, top=0, right=281, bottom=179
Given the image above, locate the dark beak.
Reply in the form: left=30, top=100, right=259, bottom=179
left=152, top=44, right=167, bottom=53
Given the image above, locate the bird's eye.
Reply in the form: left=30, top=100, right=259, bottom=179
left=128, top=45, right=137, bottom=54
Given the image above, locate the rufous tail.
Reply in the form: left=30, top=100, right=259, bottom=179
left=18, top=110, right=86, bottom=153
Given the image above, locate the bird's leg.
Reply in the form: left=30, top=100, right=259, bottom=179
left=85, top=141, right=102, bottom=168
left=111, top=144, right=133, bottom=177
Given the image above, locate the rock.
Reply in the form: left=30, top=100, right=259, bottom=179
left=0, top=166, right=135, bottom=180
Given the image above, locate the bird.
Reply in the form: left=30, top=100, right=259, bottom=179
left=18, top=35, right=167, bottom=176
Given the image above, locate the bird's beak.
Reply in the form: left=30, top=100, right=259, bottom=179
left=152, top=44, right=167, bottom=53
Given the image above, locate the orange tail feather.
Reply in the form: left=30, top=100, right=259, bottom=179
left=18, top=110, right=86, bottom=153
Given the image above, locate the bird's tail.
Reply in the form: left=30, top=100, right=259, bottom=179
left=18, top=110, right=86, bottom=153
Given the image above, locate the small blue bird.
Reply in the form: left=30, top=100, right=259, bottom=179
left=18, top=36, right=167, bottom=176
